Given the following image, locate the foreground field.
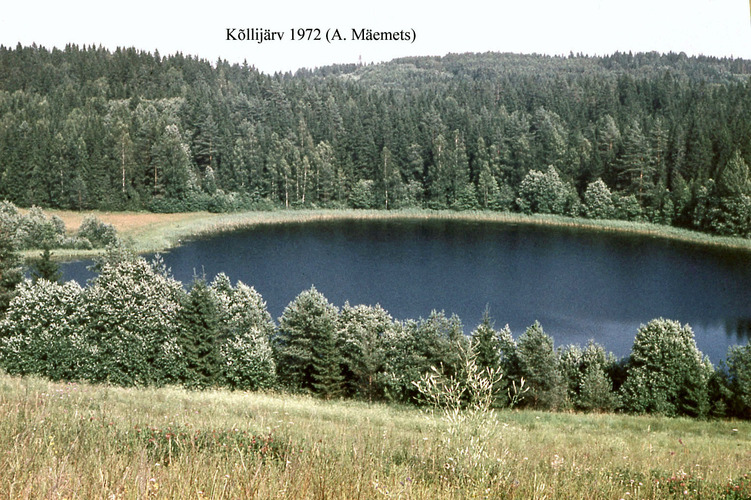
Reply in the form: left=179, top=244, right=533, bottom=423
left=1, top=373, right=749, bottom=499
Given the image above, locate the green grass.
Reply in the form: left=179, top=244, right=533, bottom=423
left=1, top=372, right=749, bottom=499
left=26, top=208, right=751, bottom=262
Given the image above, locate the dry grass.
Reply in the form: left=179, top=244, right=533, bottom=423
left=1, top=372, right=749, bottom=499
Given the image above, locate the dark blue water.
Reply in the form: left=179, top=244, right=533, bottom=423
left=61, top=219, right=751, bottom=362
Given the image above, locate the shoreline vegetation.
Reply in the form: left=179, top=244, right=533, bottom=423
left=20, top=208, right=751, bottom=261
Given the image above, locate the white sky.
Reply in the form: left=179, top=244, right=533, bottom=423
left=0, top=0, right=748, bottom=75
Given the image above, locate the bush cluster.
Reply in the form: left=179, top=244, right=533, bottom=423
left=0, top=252, right=749, bottom=418
left=0, top=201, right=119, bottom=250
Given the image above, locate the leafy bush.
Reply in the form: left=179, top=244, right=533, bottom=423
left=0, top=201, right=102, bottom=251
left=614, top=194, right=644, bottom=221
left=0, top=201, right=21, bottom=235
left=349, top=179, right=376, bottom=209
left=211, top=273, right=277, bottom=391
left=0, top=279, right=84, bottom=379
left=77, top=216, right=118, bottom=248
left=583, top=179, right=615, bottom=219
left=13, top=207, right=66, bottom=249
left=516, top=166, right=572, bottom=215
left=77, top=258, right=185, bottom=386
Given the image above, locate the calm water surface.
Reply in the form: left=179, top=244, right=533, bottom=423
left=61, top=219, right=751, bottom=362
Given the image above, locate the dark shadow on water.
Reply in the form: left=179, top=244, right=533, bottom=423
left=726, top=318, right=751, bottom=345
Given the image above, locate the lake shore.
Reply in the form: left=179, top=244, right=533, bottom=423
left=23, top=208, right=751, bottom=260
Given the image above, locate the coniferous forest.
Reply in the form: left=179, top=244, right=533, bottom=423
left=2, top=45, right=751, bottom=421
left=2, top=45, right=751, bottom=236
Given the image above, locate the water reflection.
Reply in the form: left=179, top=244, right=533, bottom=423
left=726, top=318, right=751, bottom=344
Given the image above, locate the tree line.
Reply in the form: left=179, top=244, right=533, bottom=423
left=0, top=248, right=749, bottom=420
left=2, top=46, right=751, bottom=235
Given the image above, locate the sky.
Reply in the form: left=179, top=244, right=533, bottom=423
left=0, top=0, right=748, bottom=74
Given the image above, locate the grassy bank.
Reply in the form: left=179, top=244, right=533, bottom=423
left=0, top=372, right=749, bottom=499
left=24, top=208, right=751, bottom=261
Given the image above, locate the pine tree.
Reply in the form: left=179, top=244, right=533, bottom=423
left=338, top=303, right=393, bottom=401
left=179, top=279, right=222, bottom=389
left=448, top=130, right=472, bottom=209
left=578, top=364, right=619, bottom=412
left=620, top=319, right=711, bottom=417
left=151, top=124, right=193, bottom=199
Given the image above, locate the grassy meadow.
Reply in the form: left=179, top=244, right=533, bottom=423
left=1, top=372, right=749, bottom=499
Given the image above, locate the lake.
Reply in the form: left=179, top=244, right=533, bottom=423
left=61, top=218, right=751, bottom=362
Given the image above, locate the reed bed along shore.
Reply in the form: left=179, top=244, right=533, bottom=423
left=1, top=372, right=749, bottom=499
left=27, top=208, right=751, bottom=260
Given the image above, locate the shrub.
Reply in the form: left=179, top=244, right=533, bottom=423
left=0, top=279, right=84, bottom=380
left=349, top=179, right=376, bottom=209
left=14, top=207, right=66, bottom=249
left=77, top=258, right=185, bottom=386
left=516, top=166, right=572, bottom=215
left=0, top=201, right=21, bottom=236
left=211, top=274, right=277, bottom=391
left=77, top=216, right=118, bottom=248
left=614, top=194, right=644, bottom=221
left=583, top=179, right=615, bottom=219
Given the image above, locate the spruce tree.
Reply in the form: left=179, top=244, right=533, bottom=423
left=179, top=279, right=222, bottom=389
left=30, top=246, right=62, bottom=284
left=275, top=286, right=343, bottom=397
left=470, top=308, right=501, bottom=371
left=0, top=225, right=22, bottom=317
left=516, top=321, right=567, bottom=409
